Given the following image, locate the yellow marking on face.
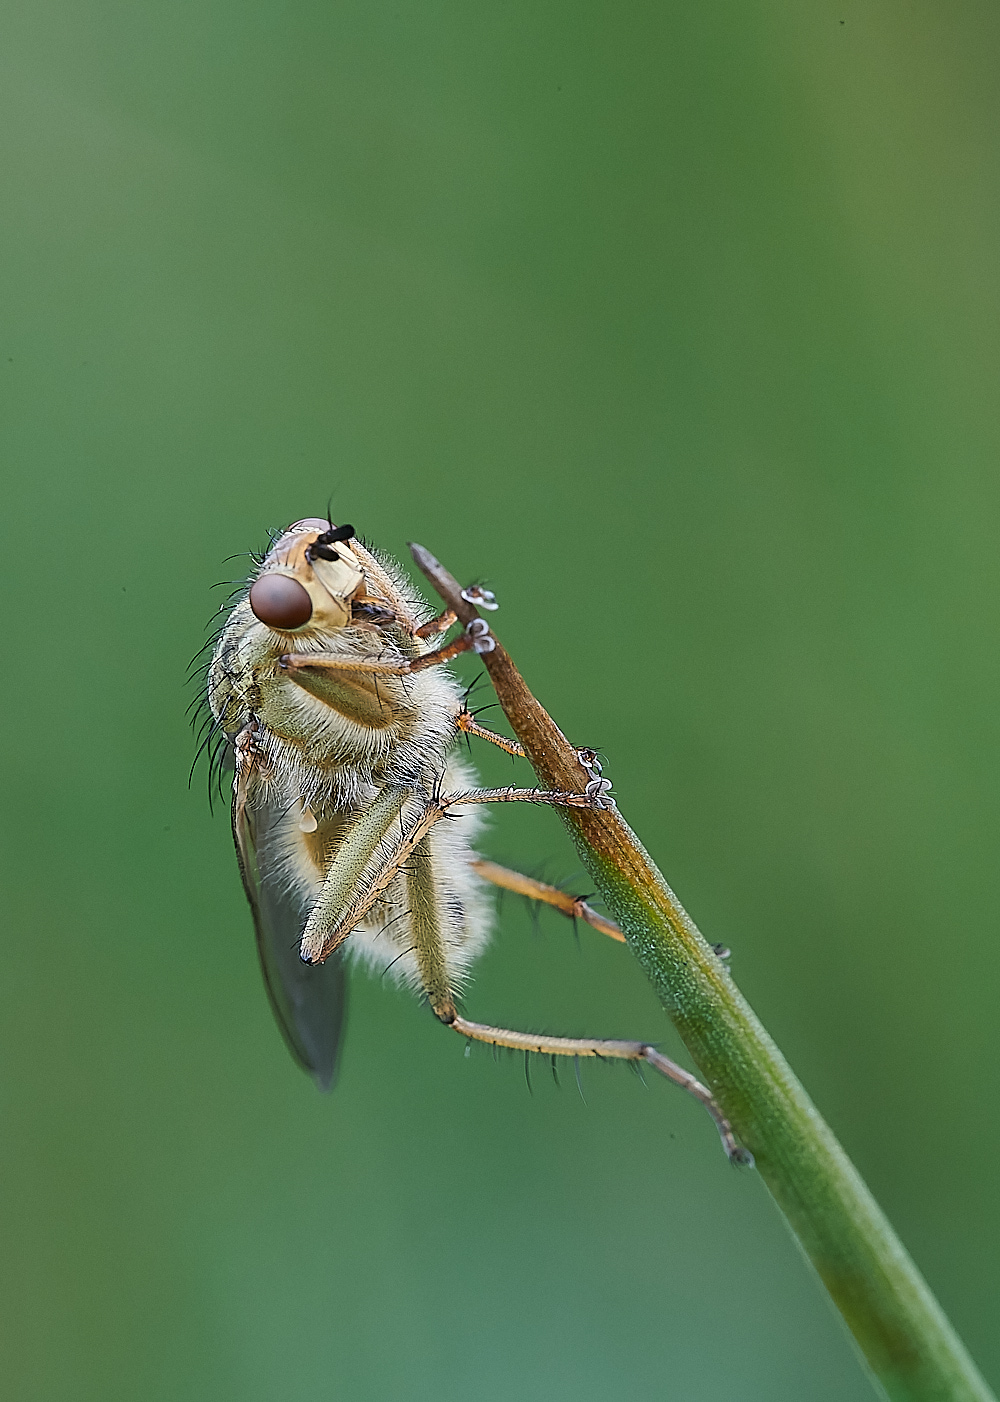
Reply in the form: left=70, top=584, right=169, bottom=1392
left=257, top=524, right=367, bottom=633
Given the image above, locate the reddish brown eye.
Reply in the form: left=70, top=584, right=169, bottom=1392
left=249, top=574, right=313, bottom=629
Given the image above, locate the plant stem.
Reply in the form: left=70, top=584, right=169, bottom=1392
left=411, top=542, right=995, bottom=1402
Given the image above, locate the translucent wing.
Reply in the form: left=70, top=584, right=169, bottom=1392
left=232, top=787, right=347, bottom=1090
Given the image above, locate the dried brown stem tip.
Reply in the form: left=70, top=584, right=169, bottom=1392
left=408, top=542, right=591, bottom=796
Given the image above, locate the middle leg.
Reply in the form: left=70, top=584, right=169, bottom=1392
left=470, top=859, right=625, bottom=943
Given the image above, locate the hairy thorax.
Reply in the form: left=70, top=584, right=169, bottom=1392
left=209, top=598, right=463, bottom=811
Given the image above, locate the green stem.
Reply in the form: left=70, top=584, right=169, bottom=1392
left=410, top=543, right=995, bottom=1402
left=581, top=825, right=990, bottom=1402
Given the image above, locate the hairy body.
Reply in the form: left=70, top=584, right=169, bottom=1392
left=202, top=517, right=742, bottom=1162
left=208, top=520, right=490, bottom=1083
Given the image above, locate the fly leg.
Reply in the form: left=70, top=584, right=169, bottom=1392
left=452, top=720, right=621, bottom=936
left=400, top=826, right=746, bottom=1163
left=449, top=1017, right=749, bottom=1163
left=472, top=860, right=734, bottom=962
left=454, top=708, right=525, bottom=757
left=281, top=619, right=495, bottom=678
left=298, top=786, right=413, bottom=964
left=469, top=859, right=625, bottom=942
left=414, top=608, right=457, bottom=638
left=450, top=717, right=614, bottom=810
left=230, top=722, right=263, bottom=906
left=404, top=832, right=456, bottom=1025
left=294, top=783, right=749, bottom=1159
left=303, top=785, right=610, bottom=965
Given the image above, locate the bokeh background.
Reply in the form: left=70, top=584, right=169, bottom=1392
left=1, top=1, right=997, bottom=1397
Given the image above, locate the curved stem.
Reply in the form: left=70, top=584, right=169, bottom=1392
left=410, top=541, right=995, bottom=1402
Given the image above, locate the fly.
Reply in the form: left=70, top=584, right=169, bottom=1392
left=205, top=517, right=742, bottom=1158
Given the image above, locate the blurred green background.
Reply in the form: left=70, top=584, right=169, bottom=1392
left=1, top=1, right=997, bottom=1397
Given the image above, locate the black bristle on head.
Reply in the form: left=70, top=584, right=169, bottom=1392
left=316, top=522, right=355, bottom=546
left=306, top=521, right=355, bottom=563
left=308, top=542, right=341, bottom=562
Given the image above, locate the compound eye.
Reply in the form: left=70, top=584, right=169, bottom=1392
left=249, top=574, right=313, bottom=629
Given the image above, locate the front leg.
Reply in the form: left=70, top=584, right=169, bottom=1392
left=282, top=619, right=495, bottom=679
left=414, top=607, right=457, bottom=639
